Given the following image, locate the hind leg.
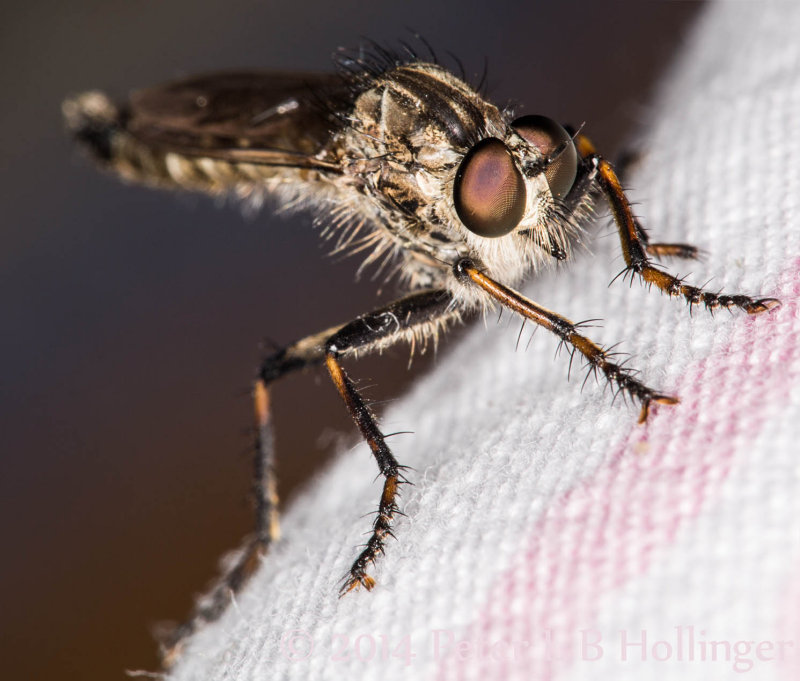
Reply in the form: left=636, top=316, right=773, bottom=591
left=159, top=378, right=284, bottom=668
left=160, top=290, right=458, bottom=664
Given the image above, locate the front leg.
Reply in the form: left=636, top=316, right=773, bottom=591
left=455, top=259, right=677, bottom=423
left=574, top=134, right=779, bottom=314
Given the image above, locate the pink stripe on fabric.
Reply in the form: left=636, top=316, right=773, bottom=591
left=438, top=260, right=800, bottom=681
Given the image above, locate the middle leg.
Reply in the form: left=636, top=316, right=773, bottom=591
left=321, top=290, right=459, bottom=594
left=258, top=289, right=460, bottom=594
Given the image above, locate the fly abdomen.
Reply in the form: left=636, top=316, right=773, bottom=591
left=62, top=91, right=121, bottom=165
left=63, top=90, right=275, bottom=197
left=63, top=90, right=193, bottom=191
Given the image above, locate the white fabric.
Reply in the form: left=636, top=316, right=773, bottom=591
left=169, top=2, right=800, bottom=679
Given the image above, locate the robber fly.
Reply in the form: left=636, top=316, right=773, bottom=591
left=63, top=44, right=778, bottom=666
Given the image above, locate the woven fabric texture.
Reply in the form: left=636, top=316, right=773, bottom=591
left=168, top=2, right=800, bottom=679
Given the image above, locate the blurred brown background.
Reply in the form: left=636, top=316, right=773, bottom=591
left=1, top=1, right=702, bottom=679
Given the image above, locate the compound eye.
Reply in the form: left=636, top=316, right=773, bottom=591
left=453, top=137, right=526, bottom=238
left=512, top=115, right=578, bottom=200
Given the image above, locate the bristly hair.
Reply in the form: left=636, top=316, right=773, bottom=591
left=332, top=35, right=491, bottom=102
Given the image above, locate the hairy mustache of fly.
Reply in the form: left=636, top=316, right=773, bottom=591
left=63, top=49, right=779, bottom=667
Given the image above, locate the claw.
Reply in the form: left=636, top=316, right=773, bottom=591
left=638, top=394, right=679, bottom=424
left=339, top=572, right=375, bottom=597
left=747, top=298, right=781, bottom=314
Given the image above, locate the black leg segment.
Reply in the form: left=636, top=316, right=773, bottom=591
left=574, top=133, right=779, bottom=315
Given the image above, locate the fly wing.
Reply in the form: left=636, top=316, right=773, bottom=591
left=120, top=71, right=351, bottom=170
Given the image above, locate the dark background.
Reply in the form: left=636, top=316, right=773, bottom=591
left=1, top=2, right=702, bottom=679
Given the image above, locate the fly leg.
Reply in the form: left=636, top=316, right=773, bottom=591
left=574, top=133, right=779, bottom=314
left=158, top=322, right=344, bottom=666
left=161, top=289, right=458, bottom=664
left=455, top=259, right=678, bottom=423
left=257, top=289, right=458, bottom=597
left=318, top=290, right=458, bottom=594
left=570, top=133, right=701, bottom=263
